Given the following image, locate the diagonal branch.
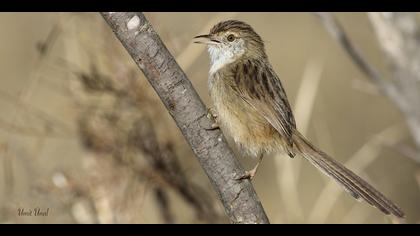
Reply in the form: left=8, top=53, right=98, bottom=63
left=313, top=13, right=403, bottom=106
left=100, top=12, right=269, bottom=224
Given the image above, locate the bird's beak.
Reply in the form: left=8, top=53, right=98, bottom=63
left=193, top=34, right=220, bottom=45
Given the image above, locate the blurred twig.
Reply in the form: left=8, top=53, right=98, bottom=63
left=384, top=142, right=420, bottom=164
left=128, top=116, right=221, bottom=222
left=153, top=188, right=173, bottom=223
left=36, top=23, right=61, bottom=57
left=367, top=13, right=420, bottom=151
left=1, top=18, right=65, bottom=188
left=0, top=88, right=74, bottom=139
left=275, top=60, right=324, bottom=222
left=0, top=117, right=70, bottom=139
left=100, top=12, right=269, bottom=224
left=0, top=89, right=73, bottom=134
left=294, top=60, right=324, bottom=135
left=315, top=12, right=420, bottom=155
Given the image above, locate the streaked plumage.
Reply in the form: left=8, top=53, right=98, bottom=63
left=196, top=20, right=404, bottom=218
left=209, top=58, right=296, bottom=157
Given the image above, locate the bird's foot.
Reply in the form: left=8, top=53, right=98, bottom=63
left=288, top=151, right=295, bottom=158
left=204, top=122, right=219, bottom=131
left=206, top=107, right=218, bottom=120
left=235, top=154, right=264, bottom=181
left=235, top=169, right=257, bottom=181
left=205, top=107, right=219, bottom=130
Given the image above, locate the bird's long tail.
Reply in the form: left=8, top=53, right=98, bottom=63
left=292, top=131, right=404, bottom=218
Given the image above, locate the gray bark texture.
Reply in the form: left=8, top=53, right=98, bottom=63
left=100, top=12, right=269, bottom=224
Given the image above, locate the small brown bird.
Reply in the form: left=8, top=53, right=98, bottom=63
left=194, top=20, right=404, bottom=218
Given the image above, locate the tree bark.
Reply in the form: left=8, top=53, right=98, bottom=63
left=100, top=12, right=269, bottom=224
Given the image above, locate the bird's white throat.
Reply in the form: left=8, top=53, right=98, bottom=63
left=207, top=41, right=245, bottom=75
left=208, top=46, right=235, bottom=74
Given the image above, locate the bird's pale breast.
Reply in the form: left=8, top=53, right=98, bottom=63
left=209, top=71, right=284, bottom=157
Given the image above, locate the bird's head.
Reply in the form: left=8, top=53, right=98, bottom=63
left=194, top=20, right=266, bottom=73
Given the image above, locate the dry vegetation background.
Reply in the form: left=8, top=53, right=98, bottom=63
left=0, top=12, right=419, bottom=224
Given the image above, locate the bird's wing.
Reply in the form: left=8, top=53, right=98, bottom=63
left=231, top=59, right=296, bottom=147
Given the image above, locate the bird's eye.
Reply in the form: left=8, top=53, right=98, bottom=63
left=227, top=34, right=235, bottom=42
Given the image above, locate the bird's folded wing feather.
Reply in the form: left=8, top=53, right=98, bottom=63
left=231, top=60, right=296, bottom=145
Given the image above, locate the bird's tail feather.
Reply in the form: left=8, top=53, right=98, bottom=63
left=292, top=131, right=404, bottom=218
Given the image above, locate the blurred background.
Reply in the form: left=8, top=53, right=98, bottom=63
left=0, top=12, right=419, bottom=224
